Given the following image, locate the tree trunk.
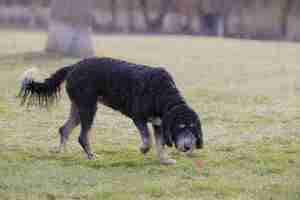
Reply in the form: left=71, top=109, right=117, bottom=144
left=128, top=0, right=135, bottom=32
left=281, top=0, right=291, bottom=38
left=46, top=0, right=94, bottom=57
left=139, top=0, right=170, bottom=32
left=174, top=0, right=194, bottom=33
left=286, top=0, right=300, bottom=41
left=110, top=0, right=117, bottom=31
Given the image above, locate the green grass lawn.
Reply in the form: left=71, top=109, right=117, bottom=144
left=0, top=30, right=300, bottom=200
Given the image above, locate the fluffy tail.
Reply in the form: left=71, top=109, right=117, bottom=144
left=18, top=66, right=73, bottom=107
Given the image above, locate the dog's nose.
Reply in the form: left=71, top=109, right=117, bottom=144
left=184, top=145, right=191, bottom=151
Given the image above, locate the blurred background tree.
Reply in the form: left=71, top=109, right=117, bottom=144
left=45, top=0, right=94, bottom=57
left=0, top=0, right=299, bottom=49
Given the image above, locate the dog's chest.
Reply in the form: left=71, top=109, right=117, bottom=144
left=148, top=117, right=162, bottom=126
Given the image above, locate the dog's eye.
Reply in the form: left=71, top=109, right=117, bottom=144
left=179, top=124, right=186, bottom=129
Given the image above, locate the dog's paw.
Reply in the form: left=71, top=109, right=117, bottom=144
left=160, top=158, right=177, bottom=165
left=86, top=153, right=97, bottom=160
left=140, top=144, right=151, bottom=154
left=50, top=146, right=63, bottom=154
left=51, top=144, right=69, bottom=154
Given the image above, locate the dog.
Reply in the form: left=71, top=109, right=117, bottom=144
left=19, top=57, right=203, bottom=165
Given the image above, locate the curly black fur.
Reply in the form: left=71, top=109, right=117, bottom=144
left=60, top=57, right=183, bottom=118
left=19, top=57, right=203, bottom=160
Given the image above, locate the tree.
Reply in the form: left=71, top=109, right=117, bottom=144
left=46, top=0, right=94, bottom=57
left=127, top=0, right=135, bottom=32
left=174, top=0, right=194, bottom=33
left=139, top=0, right=170, bottom=32
left=285, top=0, right=300, bottom=40
left=110, top=0, right=117, bottom=31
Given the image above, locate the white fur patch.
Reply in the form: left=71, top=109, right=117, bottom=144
left=20, top=67, right=39, bottom=87
left=179, top=124, right=186, bottom=128
left=150, top=117, right=162, bottom=126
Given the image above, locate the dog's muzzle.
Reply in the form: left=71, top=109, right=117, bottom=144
left=175, top=131, right=196, bottom=153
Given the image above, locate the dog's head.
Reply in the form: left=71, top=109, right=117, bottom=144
left=162, top=104, right=203, bottom=153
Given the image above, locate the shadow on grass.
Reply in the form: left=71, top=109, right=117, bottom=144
left=0, top=148, right=159, bottom=170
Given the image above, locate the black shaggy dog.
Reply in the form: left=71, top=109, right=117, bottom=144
left=19, top=57, right=203, bottom=165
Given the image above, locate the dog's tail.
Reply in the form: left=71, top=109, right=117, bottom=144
left=18, top=65, right=73, bottom=108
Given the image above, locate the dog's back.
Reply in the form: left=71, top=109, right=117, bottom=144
left=65, top=57, right=179, bottom=119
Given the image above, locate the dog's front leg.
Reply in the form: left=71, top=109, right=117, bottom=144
left=133, top=120, right=152, bottom=154
left=153, top=125, right=176, bottom=165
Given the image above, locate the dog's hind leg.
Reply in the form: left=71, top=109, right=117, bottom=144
left=77, top=102, right=97, bottom=160
left=57, top=102, right=80, bottom=153
left=153, top=125, right=176, bottom=165
left=133, top=120, right=152, bottom=154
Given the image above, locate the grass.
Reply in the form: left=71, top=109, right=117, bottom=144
left=0, top=30, right=300, bottom=200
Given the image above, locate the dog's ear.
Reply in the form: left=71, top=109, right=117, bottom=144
left=162, top=111, right=175, bottom=147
